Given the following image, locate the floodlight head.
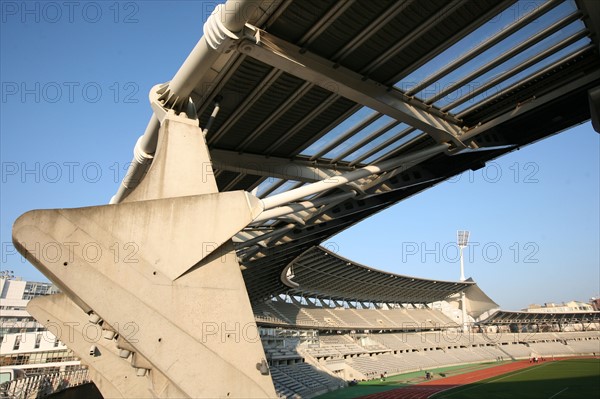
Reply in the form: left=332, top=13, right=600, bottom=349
left=457, top=230, right=470, bottom=247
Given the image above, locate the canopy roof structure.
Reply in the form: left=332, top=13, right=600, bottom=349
left=281, top=246, right=473, bottom=304
left=480, top=309, right=600, bottom=325
left=116, top=0, right=600, bottom=304
left=13, top=2, right=600, bottom=397
left=443, top=278, right=500, bottom=318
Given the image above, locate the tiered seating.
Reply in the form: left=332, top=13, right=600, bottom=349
left=423, top=349, right=462, bottom=365
left=376, top=308, right=418, bottom=327
left=471, top=346, right=505, bottom=359
left=252, top=301, right=288, bottom=324
left=302, top=345, right=341, bottom=358
left=380, top=308, right=457, bottom=328
left=263, top=330, right=600, bottom=396
left=403, top=332, right=435, bottom=349
left=256, top=301, right=457, bottom=331
left=425, top=309, right=456, bottom=325
left=270, top=363, right=342, bottom=398
left=270, top=366, right=305, bottom=398
left=361, top=340, right=389, bottom=352
left=300, top=307, right=340, bottom=327
left=470, top=333, right=497, bottom=345
left=296, top=309, right=320, bottom=326
left=402, top=351, right=445, bottom=368
left=566, top=339, right=600, bottom=353
left=318, top=335, right=351, bottom=345
left=528, top=342, right=575, bottom=356
left=329, top=308, right=373, bottom=327
left=326, top=338, right=364, bottom=355
left=497, top=342, right=532, bottom=358
left=527, top=333, right=557, bottom=341
left=368, top=353, right=413, bottom=374
left=420, top=331, right=463, bottom=347
left=371, top=333, right=412, bottom=351
left=350, top=309, right=388, bottom=327
left=539, top=331, right=600, bottom=350
left=560, top=331, right=600, bottom=340
left=278, top=364, right=325, bottom=392
left=295, top=363, right=339, bottom=388
left=302, top=335, right=366, bottom=359
left=347, top=356, right=381, bottom=378
left=444, top=347, right=487, bottom=363
left=265, top=346, right=302, bottom=361
left=264, top=301, right=296, bottom=324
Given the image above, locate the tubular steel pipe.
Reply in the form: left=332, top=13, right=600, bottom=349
left=261, top=143, right=451, bottom=210
left=112, top=0, right=263, bottom=203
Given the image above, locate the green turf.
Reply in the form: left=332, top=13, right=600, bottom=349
left=431, top=359, right=600, bottom=399
left=314, top=361, right=507, bottom=399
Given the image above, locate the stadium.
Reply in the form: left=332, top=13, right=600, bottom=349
left=3, top=0, right=600, bottom=398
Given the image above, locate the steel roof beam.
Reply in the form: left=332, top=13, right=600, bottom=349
left=308, top=111, right=383, bottom=161
left=329, top=119, right=401, bottom=164
left=367, top=46, right=597, bottom=168
left=459, top=50, right=600, bottom=136
left=441, top=29, right=589, bottom=113
left=236, top=81, right=315, bottom=152
left=424, top=10, right=583, bottom=105
left=238, top=28, right=465, bottom=147
left=260, top=143, right=451, bottom=210
left=256, top=178, right=286, bottom=198
left=252, top=191, right=357, bottom=224
left=211, top=148, right=349, bottom=182
left=297, top=0, right=356, bottom=47
left=331, top=0, right=417, bottom=63
left=265, top=92, right=341, bottom=155
left=576, top=0, right=600, bottom=50
left=221, top=173, right=249, bottom=192
left=394, top=0, right=518, bottom=85
left=360, top=0, right=470, bottom=76
left=406, top=0, right=563, bottom=97
left=348, top=127, right=417, bottom=167
left=208, top=68, right=282, bottom=145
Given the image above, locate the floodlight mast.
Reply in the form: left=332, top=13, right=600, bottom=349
left=457, top=230, right=470, bottom=282
left=457, top=230, right=470, bottom=333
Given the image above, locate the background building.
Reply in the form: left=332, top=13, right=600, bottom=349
left=524, top=301, right=596, bottom=313
left=0, top=276, right=80, bottom=375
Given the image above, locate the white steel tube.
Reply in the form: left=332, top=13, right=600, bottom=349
left=253, top=191, right=357, bottom=223
left=461, top=291, right=468, bottom=333
left=112, top=0, right=263, bottom=203
left=167, top=0, right=263, bottom=102
left=261, top=143, right=450, bottom=210
left=459, top=246, right=465, bottom=282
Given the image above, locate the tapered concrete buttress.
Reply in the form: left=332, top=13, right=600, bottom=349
left=13, top=114, right=277, bottom=398
left=122, top=116, right=220, bottom=203
left=27, top=293, right=177, bottom=398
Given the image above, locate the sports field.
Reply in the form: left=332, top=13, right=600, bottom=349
left=316, top=358, right=600, bottom=399
left=315, top=361, right=516, bottom=399
left=431, top=358, right=600, bottom=399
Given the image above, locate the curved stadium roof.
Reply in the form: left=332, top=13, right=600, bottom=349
left=480, top=310, right=600, bottom=325
left=283, top=246, right=473, bottom=304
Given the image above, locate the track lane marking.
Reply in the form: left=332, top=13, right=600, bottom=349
left=430, top=362, right=552, bottom=398
left=549, top=387, right=569, bottom=398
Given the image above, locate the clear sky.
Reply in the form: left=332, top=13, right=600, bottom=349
left=1, top=1, right=598, bottom=311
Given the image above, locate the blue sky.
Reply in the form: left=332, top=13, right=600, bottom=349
left=1, top=1, right=598, bottom=311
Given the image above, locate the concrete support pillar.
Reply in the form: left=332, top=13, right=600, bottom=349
left=15, top=114, right=276, bottom=398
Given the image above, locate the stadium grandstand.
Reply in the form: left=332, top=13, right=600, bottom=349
left=249, top=251, right=600, bottom=398
left=480, top=309, right=600, bottom=330
left=8, top=0, right=600, bottom=398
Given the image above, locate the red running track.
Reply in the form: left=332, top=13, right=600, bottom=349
left=357, top=360, right=540, bottom=399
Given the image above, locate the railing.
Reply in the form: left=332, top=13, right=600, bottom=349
left=0, top=368, right=89, bottom=399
